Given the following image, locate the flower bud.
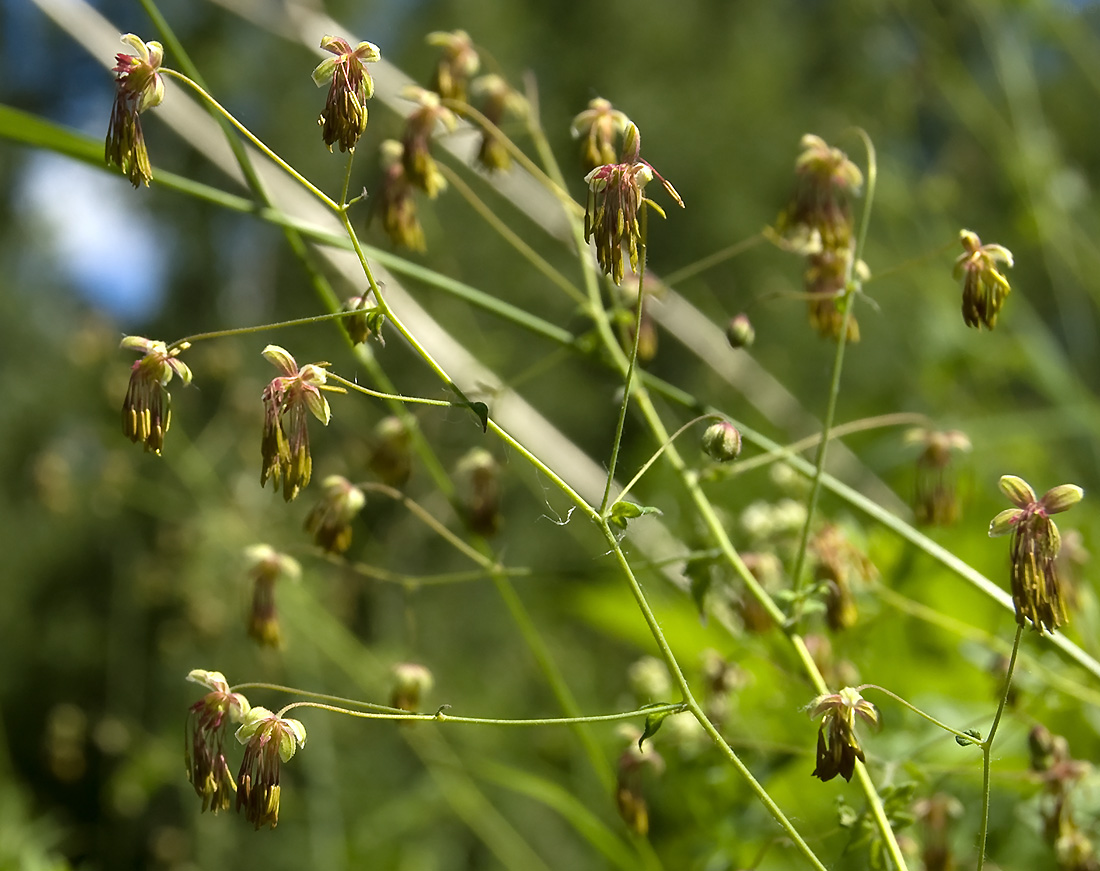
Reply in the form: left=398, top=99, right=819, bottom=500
left=701, top=421, right=742, bottom=462
left=390, top=662, right=434, bottom=713
left=725, top=313, right=755, bottom=349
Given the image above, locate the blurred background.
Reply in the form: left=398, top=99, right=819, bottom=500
left=4, top=0, right=1100, bottom=868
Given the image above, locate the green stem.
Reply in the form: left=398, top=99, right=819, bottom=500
left=614, top=415, right=720, bottom=507
left=326, top=372, right=459, bottom=409
left=167, top=309, right=362, bottom=351
left=976, top=624, right=1024, bottom=871
left=338, top=150, right=356, bottom=208
left=857, top=685, right=982, bottom=745
left=159, top=69, right=338, bottom=210
left=600, top=210, right=649, bottom=515
left=662, top=232, right=765, bottom=286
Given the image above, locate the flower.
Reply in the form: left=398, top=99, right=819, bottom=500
left=303, top=475, right=365, bottom=554
left=235, top=707, right=307, bottom=829
left=260, top=345, right=341, bottom=502
left=701, top=421, right=742, bottom=462
left=369, top=416, right=413, bottom=487
left=244, top=545, right=301, bottom=648
left=811, top=524, right=875, bottom=632
left=470, top=74, right=527, bottom=172
left=455, top=448, right=501, bottom=537
left=570, top=97, right=631, bottom=171
left=989, top=475, right=1083, bottom=634
left=726, top=313, right=755, bottom=349
left=426, top=30, right=479, bottom=102
left=905, top=428, right=971, bottom=526
left=803, top=247, right=862, bottom=342
left=120, top=336, right=192, bottom=455
left=400, top=86, right=457, bottom=198
left=390, top=663, right=434, bottom=713
left=340, top=292, right=383, bottom=345
left=583, top=123, right=683, bottom=285
left=614, top=727, right=664, bottom=835
left=775, top=134, right=863, bottom=254
left=312, top=36, right=379, bottom=153
left=184, top=669, right=250, bottom=814
left=370, top=140, right=426, bottom=251
left=105, top=34, right=165, bottom=187
left=808, top=687, right=879, bottom=782
left=954, top=229, right=1013, bottom=330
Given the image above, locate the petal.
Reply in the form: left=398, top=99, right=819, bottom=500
left=353, top=41, right=381, bottom=63
left=311, top=56, right=339, bottom=87
left=235, top=706, right=275, bottom=743
left=988, top=508, right=1023, bottom=537
left=120, top=335, right=159, bottom=354
left=145, top=41, right=164, bottom=69
left=999, top=475, right=1036, bottom=508
left=168, top=358, right=193, bottom=386
left=303, top=389, right=331, bottom=425
left=187, top=669, right=229, bottom=693
left=277, top=718, right=307, bottom=762
left=318, top=35, right=351, bottom=56
left=262, top=345, right=299, bottom=376
left=120, top=33, right=147, bottom=58
left=1041, top=484, right=1083, bottom=515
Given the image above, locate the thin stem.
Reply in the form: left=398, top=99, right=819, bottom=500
left=600, top=210, right=649, bottom=515
left=229, top=682, right=405, bottom=714
left=662, top=232, right=765, bottom=286
left=614, top=414, right=720, bottom=507
left=326, top=372, right=459, bottom=409
left=857, top=684, right=982, bottom=745
left=338, top=150, right=356, bottom=208
left=976, top=624, right=1024, bottom=871
left=273, top=699, right=686, bottom=728
left=438, top=163, right=587, bottom=305
left=160, top=69, right=338, bottom=211
left=167, top=309, right=362, bottom=351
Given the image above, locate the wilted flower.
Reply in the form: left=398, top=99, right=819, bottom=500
left=615, top=727, right=664, bottom=835
left=390, top=663, right=434, bottom=713
left=905, top=428, right=971, bottom=526
left=369, top=416, right=413, bottom=487
left=304, top=475, right=365, bottom=554
left=400, top=86, right=457, bottom=199
left=120, top=336, right=192, bottom=455
left=340, top=291, right=383, bottom=346
left=105, top=34, right=165, bottom=187
left=808, top=686, right=879, bottom=782
left=584, top=123, right=683, bottom=285
left=701, top=421, right=742, bottom=463
left=570, top=97, right=631, bottom=171
left=427, top=30, right=479, bottom=103
left=370, top=140, right=426, bottom=251
left=312, top=36, right=379, bottom=153
left=775, top=134, right=863, bottom=253
left=260, top=345, right=342, bottom=502
left=455, top=448, right=501, bottom=537
left=954, top=229, right=1013, bottom=330
left=184, top=669, right=250, bottom=814
left=470, top=74, right=527, bottom=172
left=235, top=707, right=307, bottom=829
left=244, top=544, right=301, bottom=648
left=989, top=475, right=1083, bottom=634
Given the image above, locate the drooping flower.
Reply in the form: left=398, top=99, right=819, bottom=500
left=583, top=123, right=683, bottom=285
left=340, top=291, right=384, bottom=346
left=989, top=475, right=1083, bottom=635
left=369, top=416, right=413, bottom=487
left=775, top=134, right=863, bottom=254
left=312, top=36, right=380, bottom=153
left=954, top=229, right=1013, bottom=330
left=905, top=428, right=971, bottom=526
left=389, top=663, right=434, bottom=713
left=803, top=247, right=862, bottom=342
left=701, top=421, right=742, bottom=463
left=615, top=727, right=664, bottom=835
left=260, top=345, right=341, bottom=502
left=400, top=86, right=457, bottom=199
left=469, top=74, right=527, bottom=172
left=811, top=524, right=875, bottom=632
left=235, top=707, right=307, bottom=829
left=455, top=448, right=502, bottom=537
left=105, top=34, right=165, bottom=187
left=120, top=336, right=192, bottom=455
left=370, top=140, right=427, bottom=251
left=184, top=670, right=250, bottom=814
left=303, top=475, right=365, bottom=554
left=570, top=97, right=631, bottom=171
left=426, top=30, right=479, bottom=103
left=244, top=544, right=301, bottom=648
left=807, top=687, right=879, bottom=782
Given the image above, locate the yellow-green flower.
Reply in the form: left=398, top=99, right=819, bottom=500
left=954, top=229, right=1013, bottom=330
left=807, top=687, right=879, bottom=782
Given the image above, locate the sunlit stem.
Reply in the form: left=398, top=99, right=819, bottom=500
left=857, top=684, right=982, bottom=745
left=326, top=372, right=459, bottom=409
left=614, top=414, right=721, bottom=507
left=167, top=309, right=364, bottom=352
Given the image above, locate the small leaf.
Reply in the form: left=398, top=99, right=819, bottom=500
left=956, top=728, right=982, bottom=747
left=638, top=706, right=675, bottom=750
left=609, top=501, right=662, bottom=530
left=468, top=401, right=489, bottom=432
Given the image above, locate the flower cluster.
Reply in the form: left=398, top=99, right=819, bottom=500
left=774, top=134, right=865, bottom=341
left=583, top=124, right=683, bottom=285
left=185, top=670, right=250, bottom=814
left=570, top=97, right=631, bottom=171
left=120, top=336, right=192, bottom=455
left=260, top=345, right=341, bottom=502
left=989, top=475, right=1083, bottom=635
left=312, top=36, right=379, bottom=153
left=954, top=229, right=1014, bottom=330
left=235, top=707, right=308, bottom=829
left=1029, top=726, right=1097, bottom=869
left=807, top=687, right=879, bottom=782
left=105, top=34, right=165, bottom=187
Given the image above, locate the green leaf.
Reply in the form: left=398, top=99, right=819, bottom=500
left=608, top=501, right=662, bottom=530
left=468, top=401, right=489, bottom=432
left=638, top=705, right=675, bottom=750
